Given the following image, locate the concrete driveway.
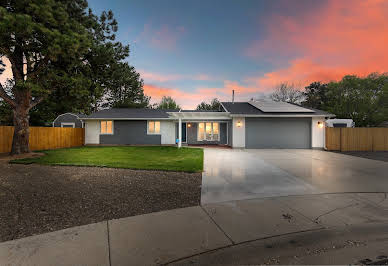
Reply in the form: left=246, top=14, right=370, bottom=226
left=201, top=148, right=388, bottom=204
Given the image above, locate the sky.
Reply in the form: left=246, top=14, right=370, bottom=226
left=2, top=0, right=388, bottom=109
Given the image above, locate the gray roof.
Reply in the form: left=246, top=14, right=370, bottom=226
left=221, top=102, right=334, bottom=116
left=83, top=108, right=178, bottom=119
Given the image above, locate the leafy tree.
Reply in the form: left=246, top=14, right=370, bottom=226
left=0, top=0, right=149, bottom=153
left=106, top=62, right=150, bottom=109
left=301, top=82, right=328, bottom=110
left=270, top=82, right=304, bottom=103
left=196, top=98, right=222, bottom=111
left=0, top=79, right=12, bottom=125
left=157, top=96, right=180, bottom=110
left=28, top=8, right=133, bottom=123
left=0, top=0, right=91, bottom=154
left=324, top=73, right=388, bottom=127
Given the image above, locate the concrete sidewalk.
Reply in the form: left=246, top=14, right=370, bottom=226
left=1, top=193, right=388, bottom=265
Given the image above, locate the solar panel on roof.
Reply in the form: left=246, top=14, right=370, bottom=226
left=248, top=99, right=314, bottom=113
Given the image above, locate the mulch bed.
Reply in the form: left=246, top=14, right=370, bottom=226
left=0, top=161, right=202, bottom=242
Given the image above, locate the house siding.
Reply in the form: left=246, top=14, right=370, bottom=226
left=100, top=120, right=161, bottom=145
left=53, top=114, right=83, bottom=128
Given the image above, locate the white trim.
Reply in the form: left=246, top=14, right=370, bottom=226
left=53, top=113, right=82, bottom=124
left=219, top=102, right=229, bottom=113
left=178, top=118, right=182, bottom=148
left=147, top=120, right=161, bottom=135
left=177, top=120, right=231, bottom=122
left=168, top=112, right=231, bottom=120
left=61, top=122, right=75, bottom=128
left=99, top=120, right=114, bottom=135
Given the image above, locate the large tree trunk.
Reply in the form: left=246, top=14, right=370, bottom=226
left=11, top=106, right=30, bottom=155
left=10, top=86, right=32, bottom=155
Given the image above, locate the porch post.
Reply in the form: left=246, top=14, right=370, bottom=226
left=178, top=117, right=182, bottom=148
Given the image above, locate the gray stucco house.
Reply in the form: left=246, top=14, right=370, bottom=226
left=52, top=113, right=86, bottom=128
left=81, top=99, right=334, bottom=149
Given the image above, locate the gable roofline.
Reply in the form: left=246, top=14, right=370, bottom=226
left=52, top=112, right=83, bottom=124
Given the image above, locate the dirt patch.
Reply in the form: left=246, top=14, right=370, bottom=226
left=0, top=162, right=202, bottom=242
left=0, top=152, right=45, bottom=162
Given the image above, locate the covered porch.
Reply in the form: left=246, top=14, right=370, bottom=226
left=168, top=111, right=232, bottom=148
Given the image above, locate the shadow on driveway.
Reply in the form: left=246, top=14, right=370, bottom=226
left=330, top=151, right=388, bottom=163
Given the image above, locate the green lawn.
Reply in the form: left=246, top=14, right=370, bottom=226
left=12, top=146, right=204, bottom=172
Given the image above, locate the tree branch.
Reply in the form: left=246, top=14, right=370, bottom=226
left=0, top=83, right=16, bottom=107
left=28, top=57, right=49, bottom=79
left=29, top=96, right=44, bottom=109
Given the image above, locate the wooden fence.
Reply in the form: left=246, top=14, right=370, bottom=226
left=0, top=126, right=84, bottom=153
left=326, top=127, right=388, bottom=151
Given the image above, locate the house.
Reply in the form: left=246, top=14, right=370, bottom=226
left=52, top=113, right=86, bottom=128
left=81, top=99, right=335, bottom=149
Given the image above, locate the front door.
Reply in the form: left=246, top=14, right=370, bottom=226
left=182, top=123, right=187, bottom=143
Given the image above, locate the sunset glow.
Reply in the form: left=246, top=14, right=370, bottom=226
left=2, top=0, right=387, bottom=109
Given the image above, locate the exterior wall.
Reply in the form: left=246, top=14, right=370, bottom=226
left=312, top=117, right=325, bottom=149
left=100, top=120, right=161, bottom=145
left=245, top=117, right=312, bottom=149
left=53, top=113, right=83, bottom=128
left=161, top=121, right=176, bottom=144
left=184, top=122, right=228, bottom=145
left=85, top=120, right=100, bottom=144
left=232, top=117, right=245, bottom=148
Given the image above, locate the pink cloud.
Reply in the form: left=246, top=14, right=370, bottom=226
left=139, top=70, right=184, bottom=82
left=138, top=69, right=218, bottom=83
left=0, top=57, right=13, bottom=86
left=144, top=83, right=235, bottom=109
left=245, top=0, right=388, bottom=89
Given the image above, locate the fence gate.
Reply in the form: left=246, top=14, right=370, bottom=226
left=325, top=127, right=388, bottom=151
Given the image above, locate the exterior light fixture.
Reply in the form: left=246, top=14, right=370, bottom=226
left=236, top=121, right=242, bottom=128
left=187, top=123, right=191, bottom=128
left=317, top=121, right=324, bottom=128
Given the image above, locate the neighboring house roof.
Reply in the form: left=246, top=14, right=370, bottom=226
left=82, top=108, right=179, bottom=120
left=221, top=101, right=334, bottom=117
left=53, top=112, right=86, bottom=122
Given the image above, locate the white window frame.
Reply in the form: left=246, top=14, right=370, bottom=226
left=147, top=121, right=161, bottom=135
left=100, top=120, right=114, bottom=135
left=61, top=122, right=75, bottom=128
left=197, top=122, right=220, bottom=141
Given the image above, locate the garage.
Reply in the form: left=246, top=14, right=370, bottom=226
left=245, top=117, right=312, bottom=149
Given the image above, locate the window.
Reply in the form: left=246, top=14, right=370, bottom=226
left=198, top=122, right=220, bottom=141
left=100, top=121, right=113, bottom=134
left=148, top=121, right=160, bottom=134
left=61, top=123, right=75, bottom=128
